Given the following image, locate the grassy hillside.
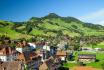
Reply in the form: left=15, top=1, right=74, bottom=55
left=0, top=20, right=31, bottom=39
left=0, top=13, right=104, bottom=39
left=24, top=13, right=104, bottom=37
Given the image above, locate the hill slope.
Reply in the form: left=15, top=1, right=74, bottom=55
left=0, top=20, right=31, bottom=39
left=0, top=13, right=104, bottom=39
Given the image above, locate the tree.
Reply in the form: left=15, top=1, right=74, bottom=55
left=73, top=43, right=80, bottom=50
left=57, top=30, right=63, bottom=37
left=26, top=23, right=32, bottom=34
left=65, top=44, right=68, bottom=50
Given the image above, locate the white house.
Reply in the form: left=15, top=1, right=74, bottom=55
left=28, top=43, right=36, bottom=50
left=16, top=41, right=29, bottom=53
left=43, top=45, right=50, bottom=51
left=16, top=47, right=29, bottom=53
left=43, top=42, right=50, bottom=51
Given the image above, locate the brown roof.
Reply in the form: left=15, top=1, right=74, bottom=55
left=17, top=52, right=29, bottom=62
left=17, top=51, right=41, bottom=64
left=39, top=62, right=48, bottom=70
left=16, top=41, right=28, bottom=48
left=0, top=61, right=24, bottom=70
left=56, top=51, right=67, bottom=56
left=78, top=54, right=96, bottom=59
left=29, top=52, right=41, bottom=60
left=72, top=66, right=99, bottom=70
left=39, top=56, right=54, bottom=70
left=0, top=47, right=16, bottom=56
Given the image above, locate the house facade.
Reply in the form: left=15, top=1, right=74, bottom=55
left=17, top=52, right=41, bottom=70
left=0, top=46, right=18, bottom=61
left=78, top=54, right=96, bottom=63
left=56, top=51, right=67, bottom=61
left=16, top=41, right=29, bottom=53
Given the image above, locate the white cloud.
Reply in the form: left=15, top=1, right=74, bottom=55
left=79, top=9, right=104, bottom=26
left=96, top=20, right=104, bottom=26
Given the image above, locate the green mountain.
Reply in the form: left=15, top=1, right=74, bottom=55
left=0, top=13, right=104, bottom=39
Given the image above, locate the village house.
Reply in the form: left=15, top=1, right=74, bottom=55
left=56, top=51, right=67, bottom=61
left=78, top=54, right=96, bottom=63
left=0, top=45, right=18, bottom=61
left=36, top=43, right=57, bottom=62
left=39, top=56, right=61, bottom=70
left=0, top=61, right=24, bottom=70
left=95, top=48, right=104, bottom=52
left=80, top=47, right=93, bottom=52
left=28, top=42, right=36, bottom=51
left=50, top=46, right=57, bottom=56
left=94, top=48, right=100, bottom=51
left=98, top=48, right=104, bottom=51
left=42, top=42, right=51, bottom=60
left=0, top=40, right=42, bottom=70
left=17, top=51, right=41, bottom=70
left=36, top=49, right=50, bottom=62
left=39, top=57, right=54, bottom=70
left=16, top=41, right=29, bottom=53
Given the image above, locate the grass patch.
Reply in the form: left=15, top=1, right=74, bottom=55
left=63, top=63, right=77, bottom=68
left=63, top=51, right=104, bottom=69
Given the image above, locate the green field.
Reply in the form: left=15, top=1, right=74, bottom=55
left=0, top=27, right=31, bottom=39
left=86, top=41, right=104, bottom=48
left=63, top=51, right=104, bottom=69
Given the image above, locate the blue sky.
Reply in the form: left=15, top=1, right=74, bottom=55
left=0, top=0, right=104, bottom=25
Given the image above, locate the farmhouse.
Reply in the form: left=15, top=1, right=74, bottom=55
left=56, top=51, right=67, bottom=61
left=78, top=54, right=96, bottom=63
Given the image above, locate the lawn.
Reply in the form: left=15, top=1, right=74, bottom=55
left=86, top=61, right=104, bottom=68
left=63, top=63, right=77, bottom=68
left=86, top=41, right=104, bottom=48
left=86, top=52, right=104, bottom=68
left=30, top=29, right=44, bottom=35
left=63, top=51, right=104, bottom=69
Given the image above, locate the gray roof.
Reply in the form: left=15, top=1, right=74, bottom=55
left=78, top=54, right=96, bottom=59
